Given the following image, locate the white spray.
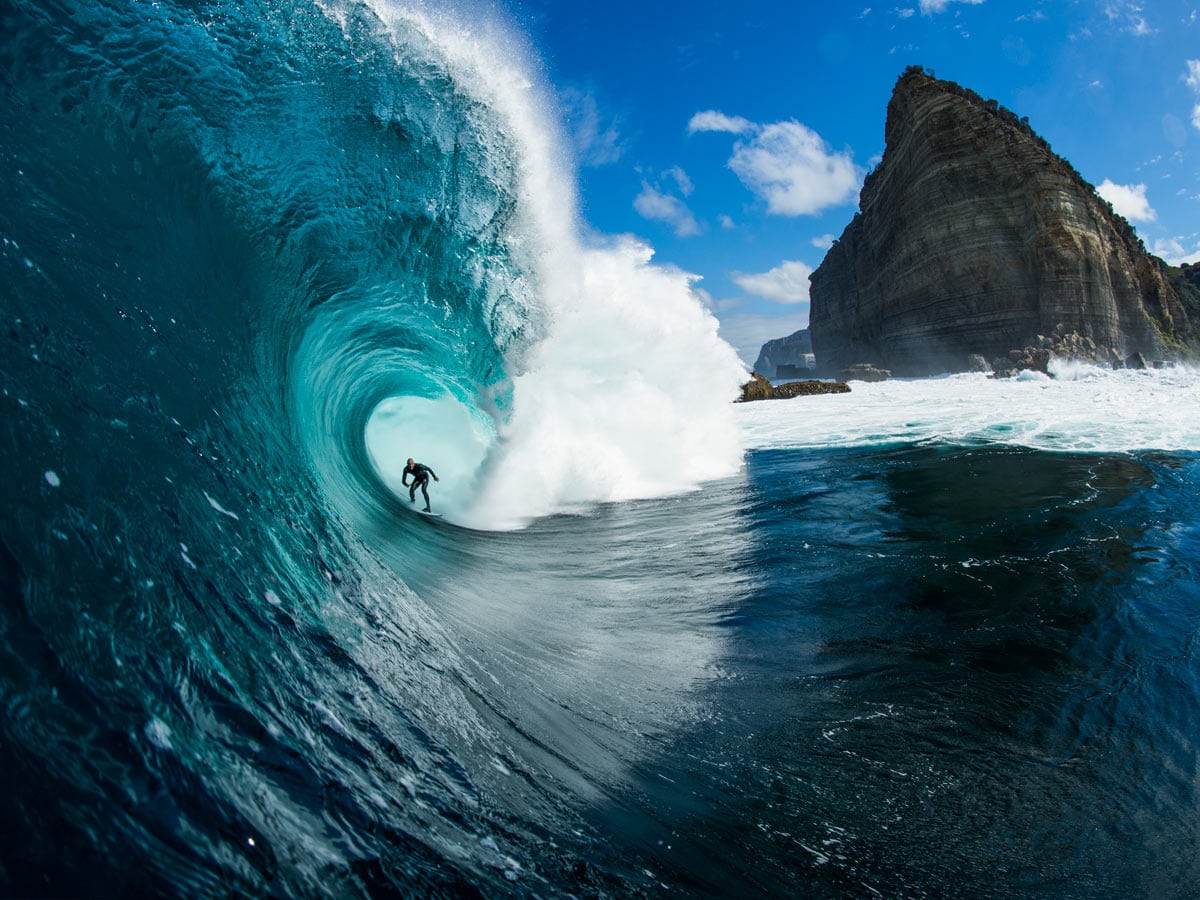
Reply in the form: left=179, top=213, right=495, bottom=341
left=360, top=1, right=747, bottom=529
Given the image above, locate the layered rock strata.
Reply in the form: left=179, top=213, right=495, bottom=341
left=809, top=67, right=1197, bottom=377
left=753, top=328, right=813, bottom=378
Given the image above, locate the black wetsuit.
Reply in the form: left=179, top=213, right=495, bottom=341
left=402, top=463, right=437, bottom=511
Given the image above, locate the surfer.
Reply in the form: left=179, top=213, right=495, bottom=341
left=402, top=458, right=439, bottom=512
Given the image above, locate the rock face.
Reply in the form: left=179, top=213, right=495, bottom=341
left=809, top=67, right=1198, bottom=377
left=753, top=328, right=813, bottom=378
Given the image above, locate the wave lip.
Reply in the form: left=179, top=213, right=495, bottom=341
left=349, top=6, right=747, bottom=531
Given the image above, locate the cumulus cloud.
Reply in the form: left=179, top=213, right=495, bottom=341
left=733, top=260, right=814, bottom=305
left=728, top=121, right=863, bottom=216
left=1097, top=179, right=1156, bottom=222
left=633, top=182, right=701, bottom=237
left=687, top=110, right=755, bottom=135
left=1150, top=236, right=1200, bottom=266
left=812, top=234, right=837, bottom=249
left=690, top=113, right=862, bottom=217
left=918, top=0, right=984, bottom=13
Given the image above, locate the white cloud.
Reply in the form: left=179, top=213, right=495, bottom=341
left=895, top=8, right=916, bottom=18
left=918, top=0, right=984, bottom=14
left=719, top=214, right=736, bottom=230
left=559, top=87, right=626, bottom=167
left=812, top=234, right=837, bottom=249
left=733, top=260, right=814, bottom=305
left=633, top=182, right=701, bottom=237
left=1150, top=236, right=1200, bottom=265
left=1104, top=1, right=1155, bottom=35
left=728, top=121, right=862, bottom=216
left=688, top=110, right=755, bottom=135
left=1097, top=179, right=1157, bottom=222
left=664, top=165, right=694, bottom=196
left=1186, top=60, right=1200, bottom=130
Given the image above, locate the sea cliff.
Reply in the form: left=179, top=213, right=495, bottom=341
left=808, top=67, right=1198, bottom=376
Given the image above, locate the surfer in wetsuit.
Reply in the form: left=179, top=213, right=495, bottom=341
left=402, top=458, right=439, bottom=512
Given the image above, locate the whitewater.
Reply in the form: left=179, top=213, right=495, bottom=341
left=3, top=0, right=1200, bottom=896
left=741, top=361, right=1200, bottom=454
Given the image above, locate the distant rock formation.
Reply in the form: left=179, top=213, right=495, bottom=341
left=809, top=66, right=1199, bottom=377
left=739, top=373, right=850, bottom=402
left=752, top=328, right=813, bottom=378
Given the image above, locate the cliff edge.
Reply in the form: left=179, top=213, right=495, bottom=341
left=809, top=67, right=1197, bottom=376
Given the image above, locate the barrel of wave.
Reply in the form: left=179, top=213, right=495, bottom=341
left=358, top=7, right=748, bottom=530
left=368, top=240, right=745, bottom=532
left=365, top=393, right=494, bottom=522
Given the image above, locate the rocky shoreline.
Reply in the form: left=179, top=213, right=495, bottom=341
left=739, top=373, right=851, bottom=402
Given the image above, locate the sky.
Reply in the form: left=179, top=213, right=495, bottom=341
left=496, top=0, right=1200, bottom=366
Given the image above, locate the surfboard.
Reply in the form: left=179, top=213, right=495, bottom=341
left=419, top=510, right=442, bottom=518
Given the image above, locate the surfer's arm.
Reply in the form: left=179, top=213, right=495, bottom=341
left=401, top=472, right=411, bottom=486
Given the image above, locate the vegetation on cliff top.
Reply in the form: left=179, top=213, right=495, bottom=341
left=895, top=66, right=1149, bottom=260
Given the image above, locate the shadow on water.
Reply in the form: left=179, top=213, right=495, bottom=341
left=576, top=445, right=1200, bottom=898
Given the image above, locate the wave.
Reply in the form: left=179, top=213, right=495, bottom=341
left=305, top=0, right=747, bottom=531
left=0, top=0, right=746, bottom=893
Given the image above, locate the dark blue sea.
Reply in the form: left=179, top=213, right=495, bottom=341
left=3, top=1, right=1200, bottom=896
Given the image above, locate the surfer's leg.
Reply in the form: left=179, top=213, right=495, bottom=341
left=409, top=482, right=417, bottom=502
left=420, top=481, right=430, bottom=511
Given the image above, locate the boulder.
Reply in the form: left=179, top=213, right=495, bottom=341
left=738, top=373, right=851, bottom=402
left=838, top=363, right=891, bottom=383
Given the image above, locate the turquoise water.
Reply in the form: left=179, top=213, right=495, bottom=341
left=3, top=1, right=1200, bottom=896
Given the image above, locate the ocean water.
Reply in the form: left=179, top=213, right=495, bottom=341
left=3, top=1, right=1200, bottom=897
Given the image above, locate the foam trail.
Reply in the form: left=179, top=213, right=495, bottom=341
left=361, top=2, right=747, bottom=530
left=467, top=239, right=746, bottom=529
left=738, top=367, right=1200, bottom=454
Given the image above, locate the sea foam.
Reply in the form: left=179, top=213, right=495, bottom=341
left=737, top=367, right=1200, bottom=455
left=360, top=2, right=746, bottom=530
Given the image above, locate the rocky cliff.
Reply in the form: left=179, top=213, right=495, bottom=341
left=809, top=67, right=1198, bottom=376
left=752, top=328, right=813, bottom=377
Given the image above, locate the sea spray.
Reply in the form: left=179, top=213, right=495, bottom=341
left=465, top=238, right=745, bottom=529
left=736, top=367, right=1200, bottom=454
left=357, top=1, right=747, bottom=529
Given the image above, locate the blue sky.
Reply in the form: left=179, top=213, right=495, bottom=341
left=506, top=0, right=1200, bottom=366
